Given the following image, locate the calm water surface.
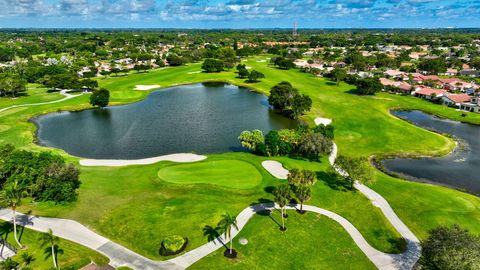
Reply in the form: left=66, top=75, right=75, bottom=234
left=383, top=110, right=480, bottom=195
left=35, top=83, right=296, bottom=159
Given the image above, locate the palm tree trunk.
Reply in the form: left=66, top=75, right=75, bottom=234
left=12, top=208, right=21, bottom=248
left=300, top=202, right=303, bottom=211
left=281, top=207, right=285, bottom=229
left=230, top=237, right=233, bottom=254
left=52, top=245, right=57, bottom=268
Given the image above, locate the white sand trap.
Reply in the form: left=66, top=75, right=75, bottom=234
left=187, top=71, right=201, bottom=74
left=80, top=153, right=206, bottom=167
left=314, top=117, right=332, bottom=126
left=246, top=66, right=252, bottom=69
left=134, top=85, right=161, bottom=91
left=262, top=160, right=289, bottom=179
left=256, top=60, right=266, bottom=62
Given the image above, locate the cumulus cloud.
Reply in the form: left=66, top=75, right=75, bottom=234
left=0, top=0, right=478, bottom=27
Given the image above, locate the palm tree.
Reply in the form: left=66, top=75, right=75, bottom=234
left=294, top=185, right=312, bottom=213
left=0, top=180, right=28, bottom=248
left=217, top=213, right=239, bottom=255
left=273, top=183, right=291, bottom=231
left=39, top=229, right=59, bottom=269
left=20, top=252, right=35, bottom=268
left=202, top=225, right=220, bottom=242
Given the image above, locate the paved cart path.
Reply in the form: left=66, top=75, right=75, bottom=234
left=0, top=116, right=421, bottom=269
left=0, top=90, right=82, bottom=113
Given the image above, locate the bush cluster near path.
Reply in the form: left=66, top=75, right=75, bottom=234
left=0, top=144, right=81, bottom=203
left=3, top=56, right=480, bottom=265
left=239, top=124, right=333, bottom=160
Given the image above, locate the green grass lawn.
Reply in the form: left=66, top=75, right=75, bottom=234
left=0, top=55, right=480, bottom=265
left=369, top=171, right=480, bottom=239
left=21, top=153, right=402, bottom=259
left=0, top=86, right=64, bottom=109
left=158, top=160, right=262, bottom=189
left=0, top=221, right=108, bottom=269
left=190, top=211, right=376, bottom=270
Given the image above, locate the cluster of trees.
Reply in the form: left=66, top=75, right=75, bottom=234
left=420, top=224, right=480, bottom=269
left=236, top=64, right=265, bottom=83
left=0, top=72, right=27, bottom=97
left=418, top=58, right=448, bottom=75
left=202, top=59, right=224, bottom=73
left=0, top=144, right=81, bottom=264
left=238, top=124, right=334, bottom=160
left=268, top=81, right=312, bottom=119
left=40, top=73, right=98, bottom=90
left=334, top=155, right=372, bottom=190
left=89, top=88, right=110, bottom=108
left=273, top=168, right=316, bottom=230
left=354, top=77, right=383, bottom=95
left=0, top=144, right=81, bottom=204
left=271, top=57, right=295, bottom=70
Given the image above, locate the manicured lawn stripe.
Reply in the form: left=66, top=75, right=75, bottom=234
left=158, top=160, right=262, bottom=189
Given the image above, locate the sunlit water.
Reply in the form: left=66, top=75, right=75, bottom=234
left=382, top=110, right=480, bottom=195
left=34, top=83, right=296, bottom=159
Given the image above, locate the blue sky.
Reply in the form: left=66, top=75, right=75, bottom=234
left=0, top=0, right=479, bottom=28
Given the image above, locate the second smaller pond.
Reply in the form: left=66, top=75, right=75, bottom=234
left=382, top=110, right=480, bottom=195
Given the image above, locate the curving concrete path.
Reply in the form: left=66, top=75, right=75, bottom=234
left=0, top=209, right=182, bottom=270
left=0, top=90, right=82, bottom=114
left=328, top=142, right=421, bottom=269
left=261, top=160, right=289, bottom=179
left=80, top=153, right=207, bottom=167
left=0, top=114, right=420, bottom=269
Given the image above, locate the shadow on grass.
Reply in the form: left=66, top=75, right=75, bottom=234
left=316, top=171, right=351, bottom=192
left=203, top=225, right=227, bottom=249
left=264, top=186, right=275, bottom=194
left=249, top=198, right=274, bottom=206
left=256, top=209, right=282, bottom=228
left=388, top=237, right=408, bottom=254
left=43, top=245, right=63, bottom=263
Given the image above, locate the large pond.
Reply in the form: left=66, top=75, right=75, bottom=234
left=382, top=110, right=480, bottom=195
left=34, top=83, right=297, bottom=159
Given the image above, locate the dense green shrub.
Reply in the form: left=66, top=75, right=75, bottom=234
left=313, top=124, right=335, bottom=139
left=201, top=58, right=224, bottom=73
left=420, top=225, right=480, bottom=270
left=240, top=124, right=334, bottom=160
left=0, top=144, right=81, bottom=203
left=160, top=235, right=188, bottom=256
left=268, top=81, right=312, bottom=119
left=89, top=88, right=110, bottom=107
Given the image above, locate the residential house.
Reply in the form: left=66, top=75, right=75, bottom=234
left=460, top=96, right=480, bottom=113
left=441, top=93, right=472, bottom=107
left=440, top=68, right=458, bottom=76
left=383, top=69, right=406, bottom=79
left=380, top=78, right=412, bottom=94
left=409, top=52, right=428, bottom=60
left=460, top=69, right=479, bottom=77
left=414, top=87, right=447, bottom=100
left=440, top=78, right=478, bottom=93
left=411, top=73, right=441, bottom=84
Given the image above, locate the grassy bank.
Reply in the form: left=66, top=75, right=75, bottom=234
left=0, top=55, right=479, bottom=265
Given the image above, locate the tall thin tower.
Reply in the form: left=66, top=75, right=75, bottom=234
left=293, top=21, right=298, bottom=37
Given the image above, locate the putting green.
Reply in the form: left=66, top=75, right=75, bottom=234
left=158, top=160, right=262, bottom=189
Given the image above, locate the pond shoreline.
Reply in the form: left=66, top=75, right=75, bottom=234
left=32, top=82, right=297, bottom=160
left=372, top=110, right=478, bottom=196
